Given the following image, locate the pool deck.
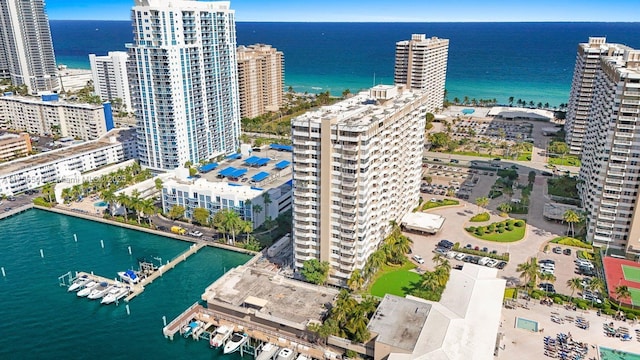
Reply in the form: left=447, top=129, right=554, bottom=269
left=497, top=298, right=640, bottom=359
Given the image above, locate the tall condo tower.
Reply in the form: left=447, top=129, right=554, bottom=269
left=291, top=85, right=426, bottom=285
left=128, top=0, right=241, bottom=171
left=89, top=51, right=132, bottom=113
left=565, top=37, right=628, bottom=155
left=394, top=34, right=449, bottom=112
left=236, top=44, right=284, bottom=119
left=0, top=0, right=58, bottom=93
left=578, top=49, right=640, bottom=258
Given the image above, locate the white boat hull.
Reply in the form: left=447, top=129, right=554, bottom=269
left=76, top=281, right=98, bottom=297
left=209, top=325, right=232, bottom=348
left=223, top=333, right=248, bottom=354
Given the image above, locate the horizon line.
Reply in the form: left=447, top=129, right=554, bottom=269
left=48, top=19, right=640, bottom=24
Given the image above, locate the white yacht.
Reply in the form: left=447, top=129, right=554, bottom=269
left=76, top=281, right=98, bottom=297
left=223, top=332, right=248, bottom=354
left=67, top=276, right=90, bottom=292
left=87, top=282, right=111, bottom=300
left=255, top=343, right=279, bottom=360
left=117, top=270, right=140, bottom=284
left=276, top=348, right=295, bottom=360
left=209, top=325, right=232, bottom=348
left=101, top=287, right=129, bottom=304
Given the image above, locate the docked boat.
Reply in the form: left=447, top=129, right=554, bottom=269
left=209, top=325, right=232, bottom=348
left=67, top=275, right=90, bottom=292
left=256, top=343, right=279, bottom=360
left=181, top=320, right=200, bottom=338
left=223, top=332, right=248, bottom=354
left=117, top=270, right=140, bottom=284
left=87, top=282, right=111, bottom=300
left=101, top=286, right=129, bottom=305
left=295, top=355, right=310, bottom=360
left=76, top=281, right=98, bottom=297
left=276, top=348, right=295, bottom=360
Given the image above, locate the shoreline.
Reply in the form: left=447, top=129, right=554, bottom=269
left=27, top=204, right=260, bottom=259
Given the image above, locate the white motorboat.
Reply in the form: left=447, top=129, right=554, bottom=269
left=87, top=282, right=111, bottom=300
left=276, top=348, right=295, bottom=360
left=223, top=332, right=248, bottom=354
left=101, top=286, right=129, bottom=304
left=67, top=275, right=90, bottom=292
left=256, top=343, right=279, bottom=360
left=209, top=325, right=232, bottom=348
left=76, top=281, right=98, bottom=297
left=117, top=270, right=140, bottom=284
left=295, top=355, right=310, bottom=360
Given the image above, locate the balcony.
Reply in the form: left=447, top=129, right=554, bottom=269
left=597, top=214, right=616, bottom=222
left=605, top=178, right=624, bottom=185
left=601, top=200, right=618, bottom=207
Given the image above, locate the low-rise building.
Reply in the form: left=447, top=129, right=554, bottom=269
left=0, top=128, right=136, bottom=196
left=401, top=212, right=446, bottom=234
left=0, top=93, right=114, bottom=140
left=0, top=132, right=31, bottom=162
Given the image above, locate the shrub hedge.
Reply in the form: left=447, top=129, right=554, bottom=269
left=470, top=212, right=490, bottom=222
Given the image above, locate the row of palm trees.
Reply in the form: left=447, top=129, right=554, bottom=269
left=212, top=209, right=253, bottom=245
left=101, top=189, right=156, bottom=225
left=413, top=254, right=452, bottom=301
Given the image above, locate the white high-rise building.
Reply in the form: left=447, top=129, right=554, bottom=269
left=0, top=0, right=58, bottom=93
left=89, top=52, right=132, bottom=113
left=128, top=0, right=241, bottom=171
left=578, top=49, right=640, bottom=258
left=291, top=85, right=427, bottom=285
left=394, top=34, right=449, bottom=112
left=565, top=37, right=629, bottom=155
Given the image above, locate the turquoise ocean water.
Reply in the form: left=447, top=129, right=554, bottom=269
left=0, top=209, right=251, bottom=359
left=50, top=21, right=640, bottom=108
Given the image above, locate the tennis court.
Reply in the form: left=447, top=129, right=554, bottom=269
left=622, top=265, right=640, bottom=282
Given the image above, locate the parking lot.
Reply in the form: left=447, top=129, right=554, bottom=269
left=422, top=163, right=497, bottom=201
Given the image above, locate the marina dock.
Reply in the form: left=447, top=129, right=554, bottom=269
left=0, top=203, right=33, bottom=220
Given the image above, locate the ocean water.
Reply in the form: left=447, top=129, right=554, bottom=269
left=50, top=21, right=640, bottom=108
left=0, top=209, right=251, bottom=359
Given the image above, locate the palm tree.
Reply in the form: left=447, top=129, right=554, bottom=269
left=436, top=258, right=451, bottom=274
left=433, top=266, right=450, bottom=287
left=116, top=193, right=130, bottom=222
left=498, top=202, right=512, bottom=214
left=502, top=186, right=514, bottom=201
left=567, top=277, right=582, bottom=302
left=421, top=271, right=440, bottom=291
left=588, top=277, right=605, bottom=296
left=128, top=190, right=143, bottom=224
left=516, top=257, right=540, bottom=290
left=432, top=253, right=445, bottom=266
left=221, top=209, right=242, bottom=245
left=101, top=188, right=116, bottom=215
left=42, top=183, right=55, bottom=203
left=61, top=188, right=71, bottom=203
left=539, top=272, right=556, bottom=285
left=615, top=285, right=632, bottom=308
left=138, top=198, right=156, bottom=225
left=563, top=210, right=581, bottom=237
left=365, top=250, right=386, bottom=278
left=347, top=269, right=364, bottom=291
left=475, top=197, right=489, bottom=214
left=508, top=97, right=514, bottom=106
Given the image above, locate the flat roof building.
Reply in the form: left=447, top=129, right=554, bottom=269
left=0, top=132, right=31, bottom=162
left=0, top=93, right=114, bottom=140
left=368, top=265, right=505, bottom=360
left=89, top=51, right=132, bottom=113
left=291, top=85, right=426, bottom=285
left=237, top=44, right=284, bottom=119
left=401, top=212, right=445, bottom=234
left=394, top=34, right=449, bottom=113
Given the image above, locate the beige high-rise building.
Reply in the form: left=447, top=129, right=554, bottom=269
left=291, top=85, right=427, bottom=285
left=394, top=34, right=449, bottom=112
left=578, top=49, right=640, bottom=258
left=236, top=44, right=284, bottom=119
left=565, top=37, right=629, bottom=155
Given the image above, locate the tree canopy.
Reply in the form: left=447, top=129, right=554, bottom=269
left=300, top=259, right=330, bottom=285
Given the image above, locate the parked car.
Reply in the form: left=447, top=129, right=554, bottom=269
left=563, top=248, right=572, bottom=256
left=541, top=268, right=555, bottom=275
left=539, top=259, right=555, bottom=265
left=552, top=246, right=562, bottom=254
left=496, top=261, right=507, bottom=269
left=438, top=239, right=454, bottom=249
left=455, top=253, right=466, bottom=261
left=469, top=256, right=480, bottom=264
left=450, top=159, right=459, bottom=164
left=453, top=265, right=464, bottom=270
left=157, top=226, right=168, bottom=231
left=433, top=158, right=442, bottom=162
left=583, top=292, right=602, bottom=304
left=433, top=248, right=448, bottom=256
left=465, top=244, right=472, bottom=250
left=482, top=247, right=488, bottom=253
left=539, top=283, right=556, bottom=293
left=462, top=256, right=473, bottom=263
left=188, top=230, right=203, bottom=237
left=412, top=255, right=425, bottom=264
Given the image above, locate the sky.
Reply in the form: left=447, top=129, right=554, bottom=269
left=44, top=0, right=640, bottom=22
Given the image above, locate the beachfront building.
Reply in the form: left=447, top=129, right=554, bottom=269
left=565, top=37, right=629, bottom=155
left=291, top=85, right=426, bottom=285
left=128, top=0, right=241, bottom=171
left=578, top=49, right=640, bottom=258
left=0, top=93, right=114, bottom=140
left=394, top=34, right=449, bottom=113
left=89, top=51, right=132, bottom=113
left=237, top=44, right=284, bottom=119
left=0, top=132, right=31, bottom=162
left=0, top=0, right=58, bottom=93
left=161, top=173, right=292, bottom=230
left=0, top=128, right=136, bottom=196
left=369, top=265, right=505, bottom=360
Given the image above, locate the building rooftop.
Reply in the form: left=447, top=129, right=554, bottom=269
left=292, top=85, right=426, bottom=129
left=0, top=93, right=104, bottom=110
left=201, top=266, right=339, bottom=328
left=0, top=128, right=135, bottom=174
left=487, top=106, right=554, bottom=121
left=368, top=294, right=431, bottom=352
left=401, top=212, right=446, bottom=233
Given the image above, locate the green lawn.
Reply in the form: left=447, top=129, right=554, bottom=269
left=516, top=152, right=532, bottom=161
left=369, top=262, right=421, bottom=298
left=422, top=198, right=459, bottom=211
left=470, top=224, right=526, bottom=242
left=548, top=156, right=581, bottom=167
left=622, top=265, right=640, bottom=283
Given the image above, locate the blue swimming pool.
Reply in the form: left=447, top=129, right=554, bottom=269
left=515, top=317, right=538, bottom=332
left=93, top=201, right=108, bottom=207
left=600, top=346, right=640, bottom=360
left=462, top=108, right=475, bottom=115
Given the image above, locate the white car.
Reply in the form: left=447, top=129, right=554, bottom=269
left=541, top=268, right=554, bottom=275
left=188, top=230, right=203, bottom=237
left=486, top=259, right=499, bottom=268
left=412, top=255, right=425, bottom=264
left=455, top=253, right=466, bottom=261
left=446, top=251, right=457, bottom=259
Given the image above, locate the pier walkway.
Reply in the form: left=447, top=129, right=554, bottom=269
left=0, top=203, right=33, bottom=220
left=124, top=242, right=206, bottom=302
